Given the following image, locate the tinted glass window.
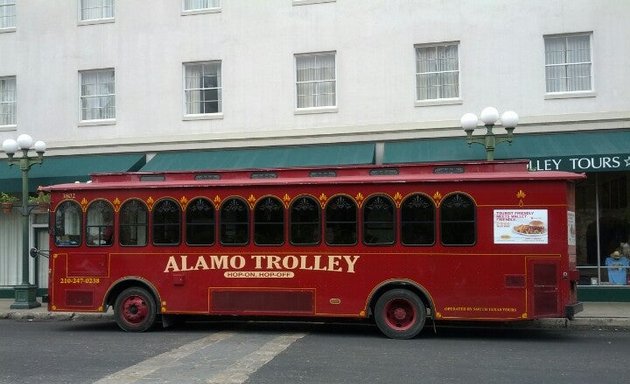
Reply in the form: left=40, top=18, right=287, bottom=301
left=363, top=195, right=395, bottom=245
left=440, top=193, right=475, bottom=245
left=86, top=200, right=114, bottom=246
left=254, top=197, right=284, bottom=245
left=401, top=194, right=435, bottom=245
left=119, top=199, right=148, bottom=246
left=153, top=199, right=181, bottom=245
left=186, top=198, right=215, bottom=245
left=325, top=195, right=357, bottom=245
left=220, top=198, right=248, bottom=245
left=290, top=196, right=321, bottom=245
left=54, top=201, right=82, bottom=246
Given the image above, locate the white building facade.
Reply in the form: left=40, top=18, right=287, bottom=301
left=1, top=0, right=629, bottom=300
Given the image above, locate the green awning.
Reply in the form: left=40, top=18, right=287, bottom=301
left=384, top=129, right=630, bottom=172
left=0, top=153, right=145, bottom=193
left=142, top=143, right=376, bottom=171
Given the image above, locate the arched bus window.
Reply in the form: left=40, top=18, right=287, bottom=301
left=401, top=194, right=435, bottom=246
left=153, top=198, right=181, bottom=245
left=440, top=193, right=476, bottom=246
left=120, top=199, right=148, bottom=246
left=290, top=196, right=321, bottom=245
left=220, top=197, right=248, bottom=245
left=363, top=195, right=395, bottom=245
left=254, top=197, right=284, bottom=245
left=54, top=201, right=82, bottom=246
left=325, top=195, right=357, bottom=245
left=186, top=198, right=215, bottom=245
left=86, top=200, right=114, bottom=246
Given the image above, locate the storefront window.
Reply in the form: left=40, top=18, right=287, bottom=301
left=576, top=172, right=630, bottom=285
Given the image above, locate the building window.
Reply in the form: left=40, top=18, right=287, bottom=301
left=545, top=33, right=592, bottom=93
left=183, top=0, right=221, bottom=12
left=295, top=52, right=336, bottom=109
left=415, top=43, right=459, bottom=101
left=80, top=69, right=115, bottom=121
left=0, top=76, right=16, bottom=126
left=184, top=61, right=222, bottom=115
left=80, top=0, right=114, bottom=22
left=0, top=0, right=16, bottom=29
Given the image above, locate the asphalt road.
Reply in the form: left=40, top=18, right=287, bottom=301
left=1, top=318, right=629, bottom=384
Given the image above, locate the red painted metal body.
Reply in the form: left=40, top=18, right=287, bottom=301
left=42, top=160, right=584, bottom=325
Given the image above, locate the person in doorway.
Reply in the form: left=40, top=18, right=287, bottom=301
left=606, top=247, right=629, bottom=285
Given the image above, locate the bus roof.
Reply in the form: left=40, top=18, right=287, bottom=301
left=39, top=160, right=585, bottom=192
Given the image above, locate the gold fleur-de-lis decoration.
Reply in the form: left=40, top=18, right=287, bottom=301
left=112, top=197, right=121, bottom=212
left=180, top=196, right=189, bottom=210
left=212, top=195, right=222, bottom=209
left=80, top=197, right=89, bottom=212
left=247, top=194, right=257, bottom=209
left=517, top=190, right=526, bottom=199
left=146, top=196, right=155, bottom=211
left=283, top=193, right=291, bottom=208
left=319, top=193, right=328, bottom=208
left=393, top=192, right=403, bottom=208
left=355, top=192, right=365, bottom=207
left=433, top=191, right=442, bottom=204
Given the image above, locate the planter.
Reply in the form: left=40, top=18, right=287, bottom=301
left=1, top=202, right=13, bottom=214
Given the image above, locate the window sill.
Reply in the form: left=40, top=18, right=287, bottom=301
left=545, top=91, right=596, bottom=100
left=0, top=27, right=16, bottom=34
left=0, top=124, right=17, bottom=132
left=293, top=0, right=336, bottom=5
left=181, top=8, right=222, bottom=16
left=78, top=18, right=115, bottom=27
left=294, top=106, right=338, bottom=115
left=415, top=98, right=463, bottom=107
left=78, top=119, right=116, bottom=127
left=183, top=113, right=224, bottom=121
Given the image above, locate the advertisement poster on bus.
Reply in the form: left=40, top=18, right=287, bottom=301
left=493, top=209, right=548, bottom=244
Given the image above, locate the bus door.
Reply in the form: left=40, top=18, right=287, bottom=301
left=528, top=259, right=560, bottom=317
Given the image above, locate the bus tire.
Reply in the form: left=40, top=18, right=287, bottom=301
left=374, top=289, right=426, bottom=339
left=114, top=287, right=157, bottom=332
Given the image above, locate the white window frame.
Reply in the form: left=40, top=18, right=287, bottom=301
left=414, top=42, right=461, bottom=106
left=0, top=76, right=16, bottom=128
left=295, top=51, right=337, bottom=113
left=0, top=0, right=16, bottom=32
left=183, top=61, right=223, bottom=119
left=78, top=0, right=114, bottom=25
left=544, top=32, right=594, bottom=98
left=79, top=69, right=116, bottom=124
left=182, top=0, right=221, bottom=15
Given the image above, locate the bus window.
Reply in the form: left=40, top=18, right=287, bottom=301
left=401, top=194, right=435, bottom=246
left=54, top=201, right=82, bottom=246
left=290, top=196, right=321, bottom=245
left=86, top=200, right=114, bottom=246
left=254, top=197, right=284, bottom=245
left=153, top=198, right=181, bottom=245
left=120, top=199, right=148, bottom=246
left=363, top=195, right=395, bottom=245
left=325, top=195, right=357, bottom=245
left=220, top=198, right=249, bottom=245
left=186, top=198, right=215, bottom=246
left=440, top=193, right=475, bottom=245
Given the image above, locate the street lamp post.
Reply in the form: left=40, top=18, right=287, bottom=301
left=460, top=107, right=519, bottom=161
left=2, top=134, right=46, bottom=309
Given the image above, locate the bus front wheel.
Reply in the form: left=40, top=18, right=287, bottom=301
left=374, top=289, right=426, bottom=339
left=114, top=287, right=157, bottom=332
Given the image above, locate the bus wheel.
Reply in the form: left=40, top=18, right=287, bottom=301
left=114, top=287, right=157, bottom=332
left=374, top=289, right=426, bottom=339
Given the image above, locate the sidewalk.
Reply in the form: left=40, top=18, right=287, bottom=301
left=1, top=299, right=629, bottom=329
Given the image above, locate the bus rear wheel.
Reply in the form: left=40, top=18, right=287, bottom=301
left=374, top=289, right=426, bottom=339
left=114, top=287, right=157, bottom=332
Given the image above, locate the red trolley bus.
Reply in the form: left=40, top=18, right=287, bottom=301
left=42, top=160, right=583, bottom=339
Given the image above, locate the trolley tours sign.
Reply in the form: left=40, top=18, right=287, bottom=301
left=529, top=154, right=630, bottom=172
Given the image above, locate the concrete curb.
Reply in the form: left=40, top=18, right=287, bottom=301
left=1, top=311, right=114, bottom=321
